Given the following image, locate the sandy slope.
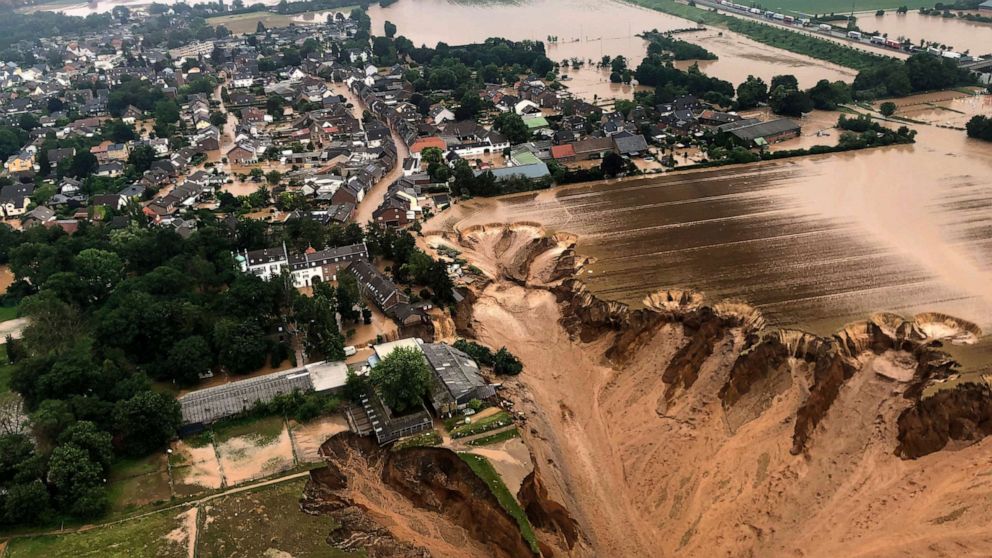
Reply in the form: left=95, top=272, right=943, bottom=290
left=438, top=223, right=992, bottom=558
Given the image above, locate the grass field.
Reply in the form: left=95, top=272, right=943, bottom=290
left=449, top=411, right=514, bottom=439
left=105, top=455, right=173, bottom=514
left=197, top=478, right=358, bottom=558
left=0, top=346, right=13, bottom=401
left=630, top=0, right=891, bottom=70
left=207, top=12, right=299, bottom=35
left=466, top=427, right=520, bottom=446
left=212, top=414, right=285, bottom=446
left=458, top=453, right=540, bottom=554
left=758, top=1, right=935, bottom=15
left=4, top=508, right=190, bottom=558
left=0, top=306, right=18, bottom=323
left=207, top=7, right=356, bottom=35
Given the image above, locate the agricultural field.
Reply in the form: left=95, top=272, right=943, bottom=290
left=206, top=12, right=300, bottom=34
left=4, top=508, right=193, bottom=558
left=212, top=415, right=296, bottom=486
left=105, top=455, right=173, bottom=514
left=197, top=479, right=358, bottom=558
left=759, top=1, right=935, bottom=15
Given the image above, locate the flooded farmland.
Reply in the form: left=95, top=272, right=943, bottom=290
left=431, top=96, right=992, bottom=368
left=858, top=10, right=992, bottom=56
left=368, top=0, right=856, bottom=97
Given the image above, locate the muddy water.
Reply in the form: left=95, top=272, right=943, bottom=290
left=368, top=0, right=855, bottom=97
left=434, top=100, right=992, bottom=368
left=858, top=10, right=992, bottom=56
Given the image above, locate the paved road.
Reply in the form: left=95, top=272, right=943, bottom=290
left=691, top=0, right=910, bottom=60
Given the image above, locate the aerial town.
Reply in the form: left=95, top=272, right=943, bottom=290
left=0, top=0, right=990, bottom=556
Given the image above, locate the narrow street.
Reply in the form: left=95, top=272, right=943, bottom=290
left=355, top=126, right=410, bottom=225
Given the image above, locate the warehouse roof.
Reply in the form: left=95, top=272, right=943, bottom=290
left=718, top=118, right=801, bottom=141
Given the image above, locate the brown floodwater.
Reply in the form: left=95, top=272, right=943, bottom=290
left=432, top=94, right=992, bottom=369
left=368, top=0, right=856, bottom=98
left=857, top=10, right=992, bottom=56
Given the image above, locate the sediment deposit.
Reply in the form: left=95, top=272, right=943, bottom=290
left=302, top=433, right=577, bottom=558
left=420, top=222, right=992, bottom=557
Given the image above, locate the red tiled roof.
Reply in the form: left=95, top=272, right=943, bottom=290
left=551, top=144, right=576, bottom=159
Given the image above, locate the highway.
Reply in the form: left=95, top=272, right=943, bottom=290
left=690, top=0, right=910, bottom=60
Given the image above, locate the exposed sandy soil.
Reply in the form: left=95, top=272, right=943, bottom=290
left=418, top=222, right=992, bottom=557
left=170, top=441, right=224, bottom=496
left=0, top=265, right=14, bottom=294
left=163, top=507, right=198, bottom=558
left=216, top=427, right=296, bottom=486
left=312, top=436, right=496, bottom=557
left=463, top=437, right=533, bottom=498
left=290, top=415, right=350, bottom=463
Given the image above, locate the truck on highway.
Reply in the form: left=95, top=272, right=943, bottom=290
left=847, top=31, right=863, bottom=40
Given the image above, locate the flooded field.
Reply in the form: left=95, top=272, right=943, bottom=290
left=858, top=10, right=992, bottom=56
left=369, top=0, right=855, bottom=98
left=431, top=97, right=992, bottom=368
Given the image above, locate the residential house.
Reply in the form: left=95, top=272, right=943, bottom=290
left=0, top=183, right=34, bottom=217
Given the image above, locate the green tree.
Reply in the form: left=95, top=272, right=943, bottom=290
left=770, top=74, right=799, bottom=92
left=48, top=444, right=106, bottom=517
left=879, top=101, right=897, bottom=116
left=369, top=346, right=431, bottom=414
left=735, top=75, right=768, bottom=109
left=600, top=152, right=625, bottom=177
left=127, top=144, right=157, bottom=174
left=384, top=20, right=397, bottom=38
left=3, top=480, right=50, bottom=524
left=769, top=86, right=813, bottom=117
left=493, top=347, right=523, bottom=375
left=492, top=112, right=529, bottom=145
left=266, top=170, right=282, bottom=185
left=167, top=335, right=212, bottom=385
left=214, top=319, right=269, bottom=374
left=68, top=150, right=98, bottom=178
left=113, top=391, right=181, bottom=456
left=336, top=272, right=361, bottom=323
left=30, top=399, right=75, bottom=441
left=74, top=249, right=125, bottom=304
left=57, top=421, right=113, bottom=471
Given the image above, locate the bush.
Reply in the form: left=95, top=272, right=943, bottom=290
left=493, top=347, right=523, bottom=375
left=453, top=339, right=495, bottom=366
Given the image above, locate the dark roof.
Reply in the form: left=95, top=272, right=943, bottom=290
left=347, top=259, right=403, bottom=312
left=718, top=118, right=801, bottom=141
left=421, top=343, right=493, bottom=412
left=613, top=133, right=649, bottom=155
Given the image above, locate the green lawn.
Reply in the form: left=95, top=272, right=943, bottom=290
left=449, top=411, right=514, bottom=439
left=458, top=453, right=540, bottom=554
left=105, top=455, right=173, bottom=513
left=196, top=478, right=359, bottom=558
left=4, top=508, right=190, bottom=558
left=211, top=414, right=285, bottom=445
left=392, top=430, right=442, bottom=451
left=758, top=1, right=934, bottom=15
left=0, top=305, right=18, bottom=323
left=0, top=346, right=14, bottom=403
left=466, top=427, right=520, bottom=446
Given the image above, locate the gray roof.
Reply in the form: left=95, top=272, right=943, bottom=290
left=482, top=162, right=550, bottom=181
left=178, top=368, right=314, bottom=425
left=718, top=118, right=801, bottom=141
left=613, top=133, right=649, bottom=155
left=421, top=343, right=493, bottom=412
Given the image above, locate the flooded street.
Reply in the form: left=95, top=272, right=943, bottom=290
left=858, top=11, right=992, bottom=56
left=431, top=93, right=992, bottom=368
left=369, top=0, right=855, bottom=98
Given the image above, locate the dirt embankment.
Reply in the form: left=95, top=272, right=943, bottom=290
left=302, top=433, right=572, bottom=558
left=436, top=221, right=992, bottom=558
